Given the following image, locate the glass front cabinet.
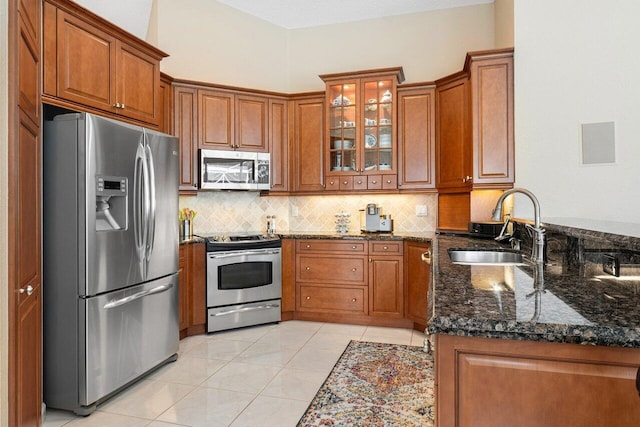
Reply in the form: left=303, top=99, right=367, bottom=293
left=320, top=68, right=404, bottom=191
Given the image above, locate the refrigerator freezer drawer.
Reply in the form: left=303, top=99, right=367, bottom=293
left=82, top=274, right=179, bottom=406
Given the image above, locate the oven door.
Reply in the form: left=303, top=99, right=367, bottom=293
left=207, top=248, right=282, bottom=307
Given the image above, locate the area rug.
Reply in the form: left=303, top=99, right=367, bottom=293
left=298, top=341, right=435, bottom=426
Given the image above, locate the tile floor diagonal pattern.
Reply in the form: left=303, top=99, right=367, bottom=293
left=44, top=321, right=427, bottom=427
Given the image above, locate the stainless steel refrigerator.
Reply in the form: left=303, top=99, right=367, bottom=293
left=43, top=112, right=180, bottom=415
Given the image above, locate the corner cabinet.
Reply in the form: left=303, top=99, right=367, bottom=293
left=320, top=68, right=404, bottom=192
left=43, top=0, right=167, bottom=128
left=435, top=48, right=514, bottom=192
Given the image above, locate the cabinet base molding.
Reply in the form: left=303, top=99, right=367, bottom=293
left=293, top=311, right=413, bottom=329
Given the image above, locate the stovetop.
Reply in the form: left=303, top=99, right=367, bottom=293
left=200, top=233, right=281, bottom=252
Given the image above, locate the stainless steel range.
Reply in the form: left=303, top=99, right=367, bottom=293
left=204, top=234, right=282, bottom=332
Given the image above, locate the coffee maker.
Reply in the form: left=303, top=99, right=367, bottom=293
left=360, top=203, right=393, bottom=233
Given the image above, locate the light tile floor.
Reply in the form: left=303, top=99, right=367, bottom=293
left=43, top=321, right=427, bottom=427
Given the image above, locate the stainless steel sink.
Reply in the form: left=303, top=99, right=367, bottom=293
left=448, top=248, right=526, bottom=265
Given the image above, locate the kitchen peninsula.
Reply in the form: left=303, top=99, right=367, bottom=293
left=281, top=220, right=640, bottom=426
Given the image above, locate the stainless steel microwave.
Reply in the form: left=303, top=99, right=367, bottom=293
left=200, top=149, right=270, bottom=190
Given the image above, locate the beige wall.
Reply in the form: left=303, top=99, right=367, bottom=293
left=153, top=1, right=495, bottom=92
left=154, top=0, right=289, bottom=92
left=513, top=0, right=640, bottom=224
left=494, top=0, right=514, bottom=48
left=1, top=0, right=9, bottom=422
left=286, top=4, right=495, bottom=92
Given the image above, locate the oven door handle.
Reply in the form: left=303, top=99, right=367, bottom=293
left=208, top=250, right=281, bottom=259
left=210, top=303, right=280, bottom=317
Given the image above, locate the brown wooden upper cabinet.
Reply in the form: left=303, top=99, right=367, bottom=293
left=320, top=68, right=404, bottom=192
left=198, top=89, right=268, bottom=152
left=268, top=98, right=289, bottom=192
left=290, top=94, right=326, bottom=193
left=436, top=48, right=514, bottom=192
left=397, top=84, right=436, bottom=190
left=43, top=0, right=167, bottom=128
left=173, top=85, right=199, bottom=194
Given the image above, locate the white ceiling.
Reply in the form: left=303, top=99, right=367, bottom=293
left=218, top=0, right=495, bottom=29
left=74, top=0, right=153, bottom=39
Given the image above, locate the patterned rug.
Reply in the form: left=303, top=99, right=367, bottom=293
left=298, top=341, right=435, bottom=426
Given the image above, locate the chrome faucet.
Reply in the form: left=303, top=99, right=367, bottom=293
left=492, top=188, right=545, bottom=264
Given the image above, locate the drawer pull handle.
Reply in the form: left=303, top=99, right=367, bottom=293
left=352, top=245, right=357, bottom=249
left=306, top=244, right=311, bottom=249
left=351, top=298, right=357, bottom=302
left=305, top=266, right=310, bottom=271
left=357, top=180, right=362, bottom=184
left=421, top=250, right=432, bottom=265
left=372, top=180, right=377, bottom=184
left=383, top=246, right=388, bottom=250
left=343, top=181, right=348, bottom=185
left=386, top=180, right=391, bottom=184
left=330, top=181, right=334, bottom=185
left=306, top=296, right=311, bottom=300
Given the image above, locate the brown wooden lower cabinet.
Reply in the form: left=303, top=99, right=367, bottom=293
left=178, top=243, right=206, bottom=339
left=291, top=239, right=412, bottom=328
left=435, top=334, right=640, bottom=427
left=403, top=241, right=431, bottom=329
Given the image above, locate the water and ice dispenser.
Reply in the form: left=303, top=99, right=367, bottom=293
left=95, top=176, right=127, bottom=231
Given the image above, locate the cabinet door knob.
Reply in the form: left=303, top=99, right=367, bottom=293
left=113, top=102, right=121, bottom=108
left=369, top=258, right=372, bottom=262
left=19, top=285, right=34, bottom=296
left=421, top=250, right=432, bottom=265
left=121, top=104, right=125, bottom=109
left=357, top=180, right=362, bottom=184
left=351, top=267, right=357, bottom=272
left=305, top=266, right=310, bottom=271
left=372, top=180, right=377, bottom=184
left=351, top=298, right=357, bottom=302
left=306, top=296, right=311, bottom=300
left=386, top=180, right=392, bottom=184
left=329, top=181, right=334, bottom=185
left=463, top=175, right=473, bottom=183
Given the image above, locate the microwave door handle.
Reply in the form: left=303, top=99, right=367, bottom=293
left=144, top=138, right=156, bottom=260
left=208, top=250, right=281, bottom=259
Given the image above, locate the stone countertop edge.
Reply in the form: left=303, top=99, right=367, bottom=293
left=179, top=236, right=206, bottom=245
left=280, top=229, right=640, bottom=348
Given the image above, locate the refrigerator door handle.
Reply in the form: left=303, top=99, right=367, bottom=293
left=103, top=283, right=174, bottom=309
left=133, top=143, right=147, bottom=264
left=144, top=134, right=156, bottom=260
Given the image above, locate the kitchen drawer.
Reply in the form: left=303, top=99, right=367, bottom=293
left=296, top=254, right=366, bottom=285
left=296, top=239, right=366, bottom=254
left=369, top=240, right=403, bottom=255
left=298, top=284, right=367, bottom=314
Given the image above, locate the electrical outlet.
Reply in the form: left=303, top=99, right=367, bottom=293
left=291, top=206, right=299, bottom=217
left=415, top=205, right=428, bottom=217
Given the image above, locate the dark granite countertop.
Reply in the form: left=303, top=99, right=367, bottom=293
left=280, top=229, right=640, bottom=348
left=427, top=234, right=640, bottom=348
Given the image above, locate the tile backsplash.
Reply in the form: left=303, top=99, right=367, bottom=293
left=179, top=192, right=437, bottom=235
